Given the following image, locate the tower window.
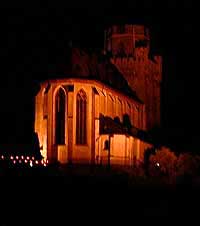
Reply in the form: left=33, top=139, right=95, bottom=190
left=55, top=88, right=66, bottom=144
left=76, top=89, right=87, bottom=145
left=118, top=25, right=125, bottom=34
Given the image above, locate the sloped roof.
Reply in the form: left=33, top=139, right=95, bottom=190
left=49, top=47, right=142, bottom=103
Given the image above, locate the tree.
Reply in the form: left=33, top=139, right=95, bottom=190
left=177, top=153, right=199, bottom=177
left=149, top=147, right=177, bottom=183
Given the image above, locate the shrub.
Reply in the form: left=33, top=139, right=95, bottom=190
left=149, top=147, right=177, bottom=183
left=176, top=153, right=199, bottom=177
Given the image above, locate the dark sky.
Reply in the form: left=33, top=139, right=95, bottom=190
left=0, top=0, right=199, bottom=151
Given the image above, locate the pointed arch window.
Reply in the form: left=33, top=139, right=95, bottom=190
left=107, top=94, right=114, bottom=117
left=76, top=89, right=87, bottom=145
left=55, top=88, right=66, bottom=144
left=117, top=98, right=123, bottom=121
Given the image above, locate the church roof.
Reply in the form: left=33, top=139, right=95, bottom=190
left=48, top=47, right=142, bottom=103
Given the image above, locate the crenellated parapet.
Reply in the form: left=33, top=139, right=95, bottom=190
left=105, top=25, right=150, bottom=57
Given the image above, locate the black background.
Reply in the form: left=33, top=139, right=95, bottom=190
left=0, top=0, right=199, bottom=153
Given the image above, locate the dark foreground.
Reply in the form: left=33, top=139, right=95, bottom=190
left=1, top=164, right=200, bottom=224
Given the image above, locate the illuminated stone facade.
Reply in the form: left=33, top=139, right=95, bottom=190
left=105, top=25, right=162, bottom=129
left=34, top=24, right=161, bottom=165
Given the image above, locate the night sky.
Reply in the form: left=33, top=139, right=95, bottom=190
left=0, top=0, right=199, bottom=152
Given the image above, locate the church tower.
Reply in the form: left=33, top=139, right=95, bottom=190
left=104, top=25, right=162, bottom=130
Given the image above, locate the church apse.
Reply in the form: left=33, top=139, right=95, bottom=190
left=35, top=79, right=150, bottom=165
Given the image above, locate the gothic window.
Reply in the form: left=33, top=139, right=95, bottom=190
left=43, top=83, right=51, bottom=119
left=55, top=88, right=66, bottom=145
left=76, top=89, right=87, bottom=145
left=126, top=101, right=131, bottom=118
left=100, top=92, right=106, bottom=115
left=43, top=93, right=48, bottom=119
left=117, top=98, right=123, bottom=121
left=107, top=94, right=114, bottom=117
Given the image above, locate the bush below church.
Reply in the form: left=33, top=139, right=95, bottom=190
left=147, top=148, right=200, bottom=186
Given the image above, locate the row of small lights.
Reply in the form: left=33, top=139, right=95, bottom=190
left=0, top=155, right=48, bottom=167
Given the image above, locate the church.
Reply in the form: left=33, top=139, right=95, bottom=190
left=34, top=24, right=162, bottom=165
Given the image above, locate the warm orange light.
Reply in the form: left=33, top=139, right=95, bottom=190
left=35, top=160, right=39, bottom=164
left=25, top=160, right=28, bottom=163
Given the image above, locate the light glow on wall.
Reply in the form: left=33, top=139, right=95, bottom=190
left=40, top=125, right=47, bottom=161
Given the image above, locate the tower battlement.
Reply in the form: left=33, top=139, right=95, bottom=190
left=104, top=25, right=150, bottom=57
